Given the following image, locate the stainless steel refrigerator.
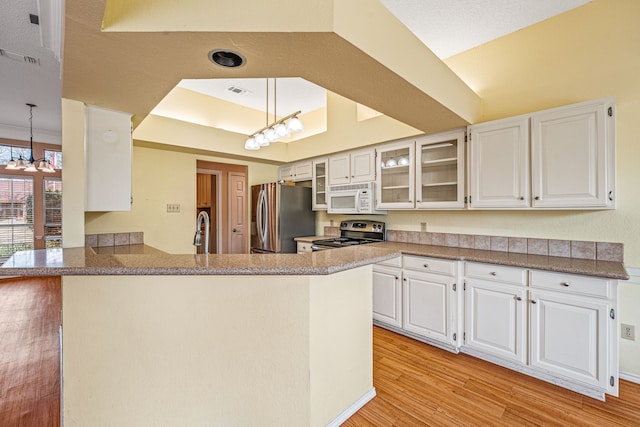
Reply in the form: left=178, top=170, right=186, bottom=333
left=251, top=182, right=316, bottom=254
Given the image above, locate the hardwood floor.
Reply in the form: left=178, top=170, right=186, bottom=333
left=0, top=277, right=61, bottom=427
left=344, top=326, right=640, bottom=427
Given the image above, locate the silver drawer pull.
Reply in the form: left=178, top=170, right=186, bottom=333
left=490, top=272, right=497, bottom=276
left=560, top=282, right=570, bottom=287
left=530, top=300, right=537, bottom=304
left=514, top=296, right=522, bottom=301
left=423, top=264, right=429, bottom=268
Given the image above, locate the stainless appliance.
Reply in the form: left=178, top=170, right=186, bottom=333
left=251, top=182, right=316, bottom=254
left=326, top=181, right=386, bottom=215
left=311, top=220, right=385, bottom=251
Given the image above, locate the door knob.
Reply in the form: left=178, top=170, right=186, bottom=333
left=232, top=228, right=237, bottom=232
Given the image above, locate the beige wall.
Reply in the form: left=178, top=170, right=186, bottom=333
left=84, top=144, right=278, bottom=253
left=62, top=268, right=373, bottom=426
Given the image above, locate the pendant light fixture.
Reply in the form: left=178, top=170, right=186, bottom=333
left=245, top=78, right=304, bottom=150
left=6, top=103, right=55, bottom=173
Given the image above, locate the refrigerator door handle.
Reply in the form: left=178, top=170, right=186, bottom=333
left=260, top=189, right=268, bottom=243
left=256, top=189, right=265, bottom=244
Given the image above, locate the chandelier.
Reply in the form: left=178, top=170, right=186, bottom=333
left=6, top=103, right=55, bottom=173
left=244, top=78, right=304, bottom=150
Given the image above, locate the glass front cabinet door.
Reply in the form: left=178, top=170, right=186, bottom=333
left=376, top=140, right=415, bottom=209
left=416, top=130, right=465, bottom=209
left=312, top=158, right=328, bottom=210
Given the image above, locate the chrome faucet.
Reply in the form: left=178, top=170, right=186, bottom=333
left=193, top=211, right=210, bottom=254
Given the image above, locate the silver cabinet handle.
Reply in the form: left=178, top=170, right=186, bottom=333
left=490, top=271, right=497, bottom=276
left=423, top=264, right=429, bottom=268
left=560, top=282, right=570, bottom=287
left=519, top=197, right=524, bottom=200
left=530, top=300, right=537, bottom=304
left=514, top=296, right=522, bottom=301
left=534, top=196, right=540, bottom=200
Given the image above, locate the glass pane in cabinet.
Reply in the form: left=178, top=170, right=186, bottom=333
left=420, top=139, right=458, bottom=203
left=421, top=140, right=457, bottom=163
left=382, top=186, right=410, bottom=204
left=421, top=183, right=457, bottom=202
left=380, top=147, right=411, bottom=204
left=315, top=163, right=325, bottom=177
left=380, top=148, right=410, bottom=169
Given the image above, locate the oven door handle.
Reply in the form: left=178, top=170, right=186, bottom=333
left=355, top=190, right=362, bottom=213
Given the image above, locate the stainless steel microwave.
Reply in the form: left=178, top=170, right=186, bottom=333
left=326, top=182, right=387, bottom=215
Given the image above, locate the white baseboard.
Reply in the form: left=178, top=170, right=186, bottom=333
left=620, top=371, right=640, bottom=384
left=325, top=387, right=376, bottom=427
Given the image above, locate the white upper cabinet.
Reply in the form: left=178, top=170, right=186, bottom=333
left=278, top=160, right=312, bottom=182
left=311, top=158, right=328, bottom=210
left=416, top=130, right=466, bottom=209
left=328, top=147, right=376, bottom=186
left=85, top=105, right=133, bottom=212
left=376, top=139, right=415, bottom=209
left=468, top=97, right=616, bottom=210
left=468, top=117, right=530, bottom=209
left=531, top=99, right=615, bottom=208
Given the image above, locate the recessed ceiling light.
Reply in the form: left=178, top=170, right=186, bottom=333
left=209, top=50, right=245, bottom=68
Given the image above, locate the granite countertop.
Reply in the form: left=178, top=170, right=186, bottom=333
left=0, top=242, right=629, bottom=279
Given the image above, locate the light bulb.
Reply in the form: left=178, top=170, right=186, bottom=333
left=24, top=163, right=38, bottom=172
left=244, top=137, right=259, bottom=150
left=265, top=127, right=276, bottom=142
left=286, top=116, right=304, bottom=133
left=274, top=123, right=289, bottom=138
left=255, top=133, right=266, bottom=146
left=5, top=159, right=17, bottom=170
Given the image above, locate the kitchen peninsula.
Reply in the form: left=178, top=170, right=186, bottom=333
left=2, top=245, right=399, bottom=427
left=1, top=241, right=628, bottom=425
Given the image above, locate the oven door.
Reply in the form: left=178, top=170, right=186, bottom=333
left=327, top=190, right=360, bottom=214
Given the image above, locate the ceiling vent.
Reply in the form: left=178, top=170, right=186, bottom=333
left=227, top=86, right=250, bottom=96
left=0, top=48, right=41, bottom=66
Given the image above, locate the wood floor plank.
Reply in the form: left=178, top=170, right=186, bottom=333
left=347, top=326, right=640, bottom=426
left=0, top=277, right=61, bottom=427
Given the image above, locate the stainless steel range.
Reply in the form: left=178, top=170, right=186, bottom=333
left=311, top=220, right=385, bottom=251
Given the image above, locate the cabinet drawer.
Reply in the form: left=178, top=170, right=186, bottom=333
left=377, top=256, right=402, bottom=268
left=465, top=262, right=527, bottom=286
left=296, top=242, right=313, bottom=254
left=529, top=270, right=611, bottom=298
left=403, top=255, right=457, bottom=276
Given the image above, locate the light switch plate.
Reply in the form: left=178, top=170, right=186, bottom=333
left=166, top=203, right=180, bottom=213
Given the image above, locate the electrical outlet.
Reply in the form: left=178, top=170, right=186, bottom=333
left=420, top=222, right=427, bottom=232
left=621, top=324, right=635, bottom=340
left=166, top=203, right=180, bottom=213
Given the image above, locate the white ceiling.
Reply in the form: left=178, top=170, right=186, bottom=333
left=0, top=0, right=591, bottom=144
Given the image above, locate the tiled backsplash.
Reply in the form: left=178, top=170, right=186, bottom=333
left=323, top=226, right=623, bottom=262
left=85, top=232, right=144, bottom=247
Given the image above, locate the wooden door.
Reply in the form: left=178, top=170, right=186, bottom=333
left=228, top=172, right=247, bottom=254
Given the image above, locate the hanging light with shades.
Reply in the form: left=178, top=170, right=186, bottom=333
left=244, top=78, right=304, bottom=150
left=6, top=103, right=55, bottom=173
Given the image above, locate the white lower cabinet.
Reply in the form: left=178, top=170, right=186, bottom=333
left=403, top=270, right=457, bottom=345
left=463, top=263, right=619, bottom=400
left=464, top=280, right=527, bottom=364
left=372, top=261, right=402, bottom=328
left=372, top=255, right=460, bottom=351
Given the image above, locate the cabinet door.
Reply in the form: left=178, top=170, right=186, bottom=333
left=403, top=270, right=456, bottom=345
left=293, top=161, right=313, bottom=181
left=468, top=117, right=530, bottom=208
left=85, top=105, right=133, bottom=212
left=372, top=265, right=402, bottom=328
left=416, top=130, right=465, bottom=209
left=278, top=164, right=295, bottom=181
left=328, top=153, right=350, bottom=185
left=464, top=280, right=527, bottom=364
left=376, top=140, right=415, bottom=209
left=350, top=148, right=376, bottom=183
left=531, top=99, right=614, bottom=208
left=529, top=290, right=610, bottom=390
left=312, top=158, right=328, bottom=210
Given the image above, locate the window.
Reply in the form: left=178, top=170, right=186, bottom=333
left=0, top=177, right=34, bottom=263
left=0, top=145, right=32, bottom=165
left=44, top=179, right=62, bottom=248
left=44, top=150, right=63, bottom=169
